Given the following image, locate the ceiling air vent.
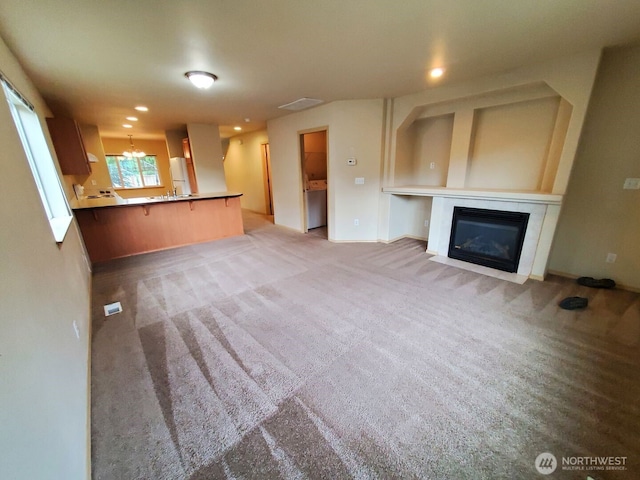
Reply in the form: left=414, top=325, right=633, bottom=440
left=278, top=97, right=324, bottom=111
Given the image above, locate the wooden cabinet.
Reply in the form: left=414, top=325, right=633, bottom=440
left=46, top=117, right=91, bottom=175
left=182, top=137, right=198, bottom=193
left=182, top=137, right=191, bottom=160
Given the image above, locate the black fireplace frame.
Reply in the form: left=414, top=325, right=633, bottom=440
left=448, top=207, right=529, bottom=273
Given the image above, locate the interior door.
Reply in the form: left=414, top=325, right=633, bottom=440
left=262, top=143, right=274, bottom=215
left=300, top=130, right=327, bottom=233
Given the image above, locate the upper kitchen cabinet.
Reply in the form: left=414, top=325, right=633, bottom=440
left=46, top=117, right=91, bottom=175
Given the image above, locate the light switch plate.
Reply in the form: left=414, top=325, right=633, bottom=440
left=355, top=177, right=365, bottom=185
left=623, top=177, right=640, bottom=189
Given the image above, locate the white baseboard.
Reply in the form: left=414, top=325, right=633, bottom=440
left=329, top=239, right=378, bottom=244
left=379, top=234, right=428, bottom=244
left=547, top=269, right=640, bottom=293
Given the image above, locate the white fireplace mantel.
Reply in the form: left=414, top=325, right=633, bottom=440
left=382, top=186, right=563, bottom=205
left=383, top=186, right=562, bottom=281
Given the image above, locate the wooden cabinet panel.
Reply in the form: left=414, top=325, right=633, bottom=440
left=182, top=137, right=192, bottom=160
left=182, top=137, right=198, bottom=193
left=75, top=197, right=243, bottom=263
left=46, top=117, right=91, bottom=175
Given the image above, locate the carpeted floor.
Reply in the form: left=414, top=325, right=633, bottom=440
left=91, top=211, right=640, bottom=479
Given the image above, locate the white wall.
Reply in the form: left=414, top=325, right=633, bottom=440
left=412, top=115, right=454, bottom=186
left=186, top=123, right=227, bottom=192
left=224, top=130, right=269, bottom=213
left=549, top=45, right=640, bottom=290
left=388, top=195, right=432, bottom=242
left=165, top=128, right=187, bottom=158
left=0, top=35, right=91, bottom=479
left=267, top=99, right=385, bottom=241
left=466, top=97, right=560, bottom=190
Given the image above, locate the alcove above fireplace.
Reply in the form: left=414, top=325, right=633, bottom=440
left=448, top=207, right=530, bottom=273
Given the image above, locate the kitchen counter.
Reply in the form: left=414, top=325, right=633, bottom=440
left=69, top=191, right=242, bottom=210
left=72, top=192, right=244, bottom=263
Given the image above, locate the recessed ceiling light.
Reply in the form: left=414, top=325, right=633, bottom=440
left=134, top=106, right=148, bottom=112
left=185, top=71, right=218, bottom=89
left=430, top=67, right=445, bottom=79
left=126, top=116, right=138, bottom=121
left=234, top=126, right=242, bottom=131
left=244, top=118, right=250, bottom=123
left=122, top=124, right=133, bottom=128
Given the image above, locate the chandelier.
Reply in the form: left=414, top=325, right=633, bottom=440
left=122, top=135, right=146, bottom=158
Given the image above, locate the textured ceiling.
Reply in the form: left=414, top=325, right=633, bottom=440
left=1, top=0, right=640, bottom=139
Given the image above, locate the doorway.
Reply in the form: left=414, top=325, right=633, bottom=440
left=300, top=130, right=328, bottom=235
left=261, top=143, right=274, bottom=216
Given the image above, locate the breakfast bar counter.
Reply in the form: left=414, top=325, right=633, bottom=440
left=71, top=192, right=244, bottom=263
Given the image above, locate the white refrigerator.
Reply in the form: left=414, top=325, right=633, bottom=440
left=169, top=157, right=192, bottom=195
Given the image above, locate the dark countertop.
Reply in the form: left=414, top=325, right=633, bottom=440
left=69, top=191, right=242, bottom=210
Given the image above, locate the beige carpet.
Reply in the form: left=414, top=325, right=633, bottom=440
left=90, top=211, right=640, bottom=479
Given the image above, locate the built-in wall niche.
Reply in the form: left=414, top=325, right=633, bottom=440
left=466, top=96, right=560, bottom=191
left=392, top=114, right=453, bottom=186
left=391, top=83, right=573, bottom=194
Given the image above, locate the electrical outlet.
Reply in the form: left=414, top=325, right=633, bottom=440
left=430, top=162, right=436, bottom=170
left=104, top=301, right=123, bottom=316
left=424, top=220, right=429, bottom=227
left=354, top=219, right=359, bottom=226
left=623, top=178, right=640, bottom=189
left=606, top=253, right=617, bottom=263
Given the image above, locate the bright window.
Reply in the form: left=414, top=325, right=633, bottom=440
left=105, top=155, right=160, bottom=188
left=2, top=75, right=72, bottom=243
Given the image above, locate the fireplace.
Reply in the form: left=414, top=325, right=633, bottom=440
left=448, top=207, right=530, bottom=273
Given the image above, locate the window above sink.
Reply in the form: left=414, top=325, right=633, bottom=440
left=106, top=154, right=161, bottom=189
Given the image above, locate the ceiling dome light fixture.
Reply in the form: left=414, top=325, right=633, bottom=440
left=122, top=135, right=146, bottom=158
left=430, top=67, right=445, bottom=79
left=185, top=71, right=218, bottom=89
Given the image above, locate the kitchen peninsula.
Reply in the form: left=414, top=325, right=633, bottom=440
left=71, top=192, right=243, bottom=263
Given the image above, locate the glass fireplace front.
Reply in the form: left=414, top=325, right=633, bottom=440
left=448, top=207, right=529, bottom=273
